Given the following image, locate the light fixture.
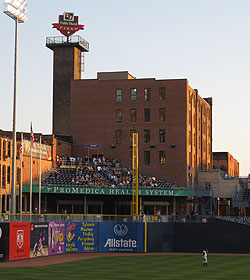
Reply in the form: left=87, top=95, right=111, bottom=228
left=3, top=0, right=28, bottom=22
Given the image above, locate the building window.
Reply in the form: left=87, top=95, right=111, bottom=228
left=159, top=151, right=166, bottom=165
left=159, top=108, right=166, bottom=122
left=115, top=130, right=122, bottom=144
left=130, top=129, right=137, bottom=144
left=7, top=166, right=10, bottom=184
left=116, top=109, right=122, bottom=123
left=159, top=87, right=166, bottom=101
left=8, top=141, right=11, bottom=157
left=130, top=88, right=137, bottom=102
left=144, top=88, right=151, bottom=101
left=16, top=167, right=21, bottom=185
left=144, top=129, right=150, bottom=143
left=144, top=108, right=150, bottom=122
left=2, top=165, right=6, bottom=188
left=144, top=151, right=150, bottom=165
left=130, top=109, right=137, bottom=123
left=159, top=129, right=166, bottom=143
left=3, top=140, right=6, bottom=161
left=116, top=89, right=122, bottom=103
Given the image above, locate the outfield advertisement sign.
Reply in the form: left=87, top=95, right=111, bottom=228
left=9, top=223, right=30, bottom=261
left=0, top=223, right=9, bottom=262
left=99, top=222, right=144, bottom=253
left=23, top=185, right=193, bottom=197
left=48, top=222, right=65, bottom=255
left=30, top=223, right=48, bottom=258
left=65, top=222, right=98, bottom=253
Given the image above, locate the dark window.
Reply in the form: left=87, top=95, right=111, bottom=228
left=116, top=89, right=122, bottom=103
left=159, top=129, right=166, bottom=143
left=16, top=167, right=21, bottom=185
left=159, top=87, right=166, bottom=101
left=159, top=108, right=166, bottom=122
left=159, top=151, right=166, bottom=165
left=144, top=88, right=151, bottom=101
left=144, top=151, right=150, bottom=165
left=6, top=195, right=10, bottom=212
left=2, top=165, right=6, bottom=188
left=130, top=130, right=137, bottom=144
left=2, top=195, right=5, bottom=212
left=3, top=140, right=6, bottom=161
left=116, top=109, right=122, bottom=123
left=130, top=88, right=137, bottom=102
left=7, top=166, right=10, bottom=184
left=130, top=109, right=137, bottom=123
left=144, top=108, right=150, bottom=122
left=8, top=141, right=11, bottom=157
left=115, top=130, right=122, bottom=144
left=144, top=129, right=150, bottom=143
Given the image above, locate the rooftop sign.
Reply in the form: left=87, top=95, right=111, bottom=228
left=52, top=12, right=84, bottom=37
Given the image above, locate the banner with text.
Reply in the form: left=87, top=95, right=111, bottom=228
left=99, top=222, right=144, bottom=253
left=48, top=222, right=65, bottom=255
left=23, top=140, right=52, bottom=160
left=22, top=185, right=193, bottom=197
left=65, top=222, right=97, bottom=253
left=9, top=223, right=30, bottom=261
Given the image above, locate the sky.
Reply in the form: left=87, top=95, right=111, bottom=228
left=1, top=0, right=250, bottom=176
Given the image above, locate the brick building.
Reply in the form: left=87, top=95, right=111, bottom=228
left=213, top=152, right=239, bottom=177
left=46, top=37, right=213, bottom=188
left=68, top=71, right=213, bottom=186
left=0, top=130, right=63, bottom=213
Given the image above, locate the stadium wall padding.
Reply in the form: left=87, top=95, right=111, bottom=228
left=99, top=222, right=144, bottom=252
left=147, top=222, right=174, bottom=252
left=0, top=223, right=9, bottom=262
left=3, top=219, right=250, bottom=262
left=173, top=219, right=250, bottom=253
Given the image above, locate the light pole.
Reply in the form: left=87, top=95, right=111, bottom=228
left=3, top=0, right=28, bottom=214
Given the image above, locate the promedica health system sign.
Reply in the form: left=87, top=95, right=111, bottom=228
left=23, top=185, right=193, bottom=197
left=99, top=222, right=144, bottom=252
left=65, top=222, right=97, bottom=253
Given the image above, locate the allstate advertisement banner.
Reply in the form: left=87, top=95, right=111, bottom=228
left=99, top=222, right=144, bottom=252
left=30, top=223, right=48, bottom=258
left=0, top=223, right=9, bottom=262
left=48, top=222, right=65, bottom=255
left=9, top=223, right=30, bottom=261
left=65, top=222, right=97, bottom=253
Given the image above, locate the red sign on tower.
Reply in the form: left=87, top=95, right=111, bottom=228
left=52, top=12, right=84, bottom=37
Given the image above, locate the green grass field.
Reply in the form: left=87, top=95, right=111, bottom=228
left=1, top=255, right=250, bottom=280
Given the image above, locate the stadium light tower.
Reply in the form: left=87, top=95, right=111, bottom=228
left=3, top=0, right=28, bottom=214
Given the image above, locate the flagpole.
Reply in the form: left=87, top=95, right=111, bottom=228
left=39, top=135, right=42, bottom=214
left=30, top=122, right=33, bottom=219
left=20, top=131, right=23, bottom=221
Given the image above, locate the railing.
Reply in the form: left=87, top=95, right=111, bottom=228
left=0, top=214, right=209, bottom=223
left=46, top=35, right=89, bottom=51
left=216, top=215, right=250, bottom=225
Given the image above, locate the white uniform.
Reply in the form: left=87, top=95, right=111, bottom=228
left=202, top=250, right=208, bottom=265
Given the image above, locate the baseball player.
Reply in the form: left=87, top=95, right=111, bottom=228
left=202, top=249, right=208, bottom=267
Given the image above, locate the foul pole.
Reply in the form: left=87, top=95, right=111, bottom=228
left=132, top=133, right=139, bottom=216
